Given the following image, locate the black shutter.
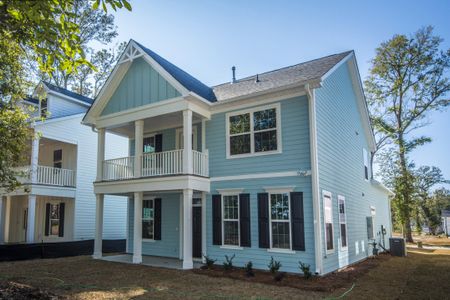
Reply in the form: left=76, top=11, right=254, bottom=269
left=45, top=203, right=50, bottom=236
left=155, top=134, right=163, bottom=153
left=239, top=193, right=251, bottom=247
left=290, top=192, right=305, bottom=251
left=212, top=194, right=222, bottom=245
left=154, top=198, right=162, bottom=240
left=58, top=203, right=65, bottom=237
left=257, top=193, right=270, bottom=248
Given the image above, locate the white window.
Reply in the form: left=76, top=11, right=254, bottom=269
left=226, top=104, right=281, bottom=158
left=269, top=193, right=291, bottom=249
left=222, top=195, right=240, bottom=246
left=142, top=199, right=154, bottom=239
left=338, top=196, right=347, bottom=249
left=363, top=148, right=370, bottom=180
left=323, top=191, right=334, bottom=253
left=48, top=204, right=60, bottom=236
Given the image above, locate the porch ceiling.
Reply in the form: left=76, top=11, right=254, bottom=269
left=107, top=111, right=203, bottom=137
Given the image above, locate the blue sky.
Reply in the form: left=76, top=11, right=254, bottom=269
left=104, top=0, right=450, bottom=186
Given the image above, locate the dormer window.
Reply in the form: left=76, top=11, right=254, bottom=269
left=40, top=98, right=48, bottom=118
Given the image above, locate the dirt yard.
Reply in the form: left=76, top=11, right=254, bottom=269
left=0, top=248, right=449, bottom=299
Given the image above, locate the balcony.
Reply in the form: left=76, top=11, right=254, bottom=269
left=102, top=149, right=208, bottom=181
left=15, top=165, right=77, bottom=187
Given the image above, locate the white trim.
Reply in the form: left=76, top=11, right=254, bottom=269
left=225, top=103, right=282, bottom=159
left=216, top=188, right=244, bottom=195
left=321, top=52, right=353, bottom=81
left=210, top=170, right=303, bottom=182
left=264, top=186, right=295, bottom=194
left=220, top=245, right=244, bottom=250
left=337, top=195, right=348, bottom=251
left=267, top=248, right=296, bottom=254
left=323, top=190, right=334, bottom=254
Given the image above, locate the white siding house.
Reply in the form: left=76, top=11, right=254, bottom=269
left=0, top=82, right=128, bottom=245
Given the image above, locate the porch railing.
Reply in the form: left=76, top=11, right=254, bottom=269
left=102, top=149, right=209, bottom=181
left=14, top=165, right=76, bottom=187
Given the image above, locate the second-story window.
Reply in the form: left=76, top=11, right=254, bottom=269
left=53, top=149, right=62, bottom=169
left=227, top=104, right=281, bottom=158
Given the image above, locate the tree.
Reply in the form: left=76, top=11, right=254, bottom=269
left=0, top=0, right=131, bottom=191
left=366, top=27, right=450, bottom=242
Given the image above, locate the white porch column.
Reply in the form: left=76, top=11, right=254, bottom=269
left=93, top=193, right=104, bottom=259
left=3, top=196, right=11, bottom=243
left=30, top=135, right=40, bottom=183
left=97, top=128, right=105, bottom=181
left=201, top=118, right=206, bottom=153
left=182, top=188, right=193, bottom=269
left=133, top=192, right=143, bottom=264
left=134, top=120, right=144, bottom=178
left=201, top=192, right=207, bottom=262
left=26, top=195, right=37, bottom=243
left=183, top=110, right=193, bottom=174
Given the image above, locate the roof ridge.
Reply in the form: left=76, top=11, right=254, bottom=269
left=211, top=50, right=354, bottom=88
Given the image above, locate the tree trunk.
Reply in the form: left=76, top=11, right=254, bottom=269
left=398, top=134, right=414, bottom=243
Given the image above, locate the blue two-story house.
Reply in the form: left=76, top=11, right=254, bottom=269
left=82, top=40, right=393, bottom=275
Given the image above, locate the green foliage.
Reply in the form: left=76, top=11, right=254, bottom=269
left=244, top=261, right=254, bottom=277
left=298, top=261, right=312, bottom=279
left=202, top=254, right=216, bottom=269
left=366, top=26, right=450, bottom=242
left=268, top=256, right=282, bottom=274
left=223, top=254, right=235, bottom=271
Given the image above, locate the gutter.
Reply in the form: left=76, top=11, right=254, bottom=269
left=305, top=83, right=323, bottom=275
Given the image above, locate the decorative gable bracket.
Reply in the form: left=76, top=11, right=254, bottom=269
left=118, top=43, right=144, bottom=64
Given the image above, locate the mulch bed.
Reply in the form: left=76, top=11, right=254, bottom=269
left=0, top=281, right=62, bottom=300
left=192, top=253, right=391, bottom=292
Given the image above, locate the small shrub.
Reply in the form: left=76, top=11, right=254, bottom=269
left=244, top=261, right=254, bottom=277
left=223, top=254, right=235, bottom=270
left=298, top=261, right=312, bottom=279
left=274, top=272, right=285, bottom=282
left=202, top=254, right=216, bottom=269
left=268, top=256, right=282, bottom=274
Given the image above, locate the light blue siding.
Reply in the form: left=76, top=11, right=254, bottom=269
left=206, top=96, right=311, bottom=177
left=208, top=176, right=315, bottom=273
left=315, top=61, right=391, bottom=274
left=101, top=57, right=181, bottom=116
left=128, top=193, right=180, bottom=258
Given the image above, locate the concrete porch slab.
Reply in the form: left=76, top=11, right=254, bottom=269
left=100, top=254, right=203, bottom=270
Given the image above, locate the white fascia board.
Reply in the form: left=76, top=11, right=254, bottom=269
left=371, top=179, right=395, bottom=196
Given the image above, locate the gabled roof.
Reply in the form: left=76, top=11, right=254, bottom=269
left=133, top=41, right=217, bottom=102
left=42, top=81, right=94, bottom=104
left=212, top=51, right=353, bottom=101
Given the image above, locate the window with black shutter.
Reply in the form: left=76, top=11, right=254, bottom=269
left=257, top=193, right=270, bottom=248
left=212, top=194, right=222, bottom=245
left=290, top=192, right=305, bottom=251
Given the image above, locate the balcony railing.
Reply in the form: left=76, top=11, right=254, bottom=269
left=102, top=149, right=209, bottom=181
left=15, top=165, right=76, bottom=187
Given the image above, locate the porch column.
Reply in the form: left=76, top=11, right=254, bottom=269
left=182, top=188, right=193, bottom=269
left=3, top=196, right=11, bottom=243
left=30, top=135, right=40, bottom=183
left=183, top=110, right=193, bottom=174
left=26, top=195, right=36, bottom=243
left=201, top=192, right=207, bottom=262
left=201, top=118, right=206, bottom=152
left=134, top=120, right=144, bottom=178
left=93, top=193, right=104, bottom=259
left=133, top=192, right=143, bottom=264
left=0, top=197, right=4, bottom=243
left=97, top=128, right=105, bottom=181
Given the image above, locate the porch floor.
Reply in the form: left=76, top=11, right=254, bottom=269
left=100, top=254, right=203, bottom=270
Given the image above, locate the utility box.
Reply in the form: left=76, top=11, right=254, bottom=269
left=389, top=238, right=407, bottom=257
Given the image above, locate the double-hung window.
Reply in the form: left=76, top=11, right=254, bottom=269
left=269, top=193, right=291, bottom=249
left=142, top=199, right=154, bottom=239
left=323, top=191, right=334, bottom=253
left=223, top=195, right=240, bottom=246
left=227, top=104, right=280, bottom=158
left=49, top=204, right=60, bottom=236
left=338, top=196, right=347, bottom=249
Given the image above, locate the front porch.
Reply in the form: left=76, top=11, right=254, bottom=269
left=101, top=254, right=203, bottom=270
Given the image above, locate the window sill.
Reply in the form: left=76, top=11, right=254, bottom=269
left=227, top=150, right=282, bottom=160
left=220, top=245, right=244, bottom=250
left=267, top=248, right=296, bottom=254
left=142, top=238, right=156, bottom=242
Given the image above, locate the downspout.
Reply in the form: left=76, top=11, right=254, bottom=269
left=305, top=84, right=323, bottom=275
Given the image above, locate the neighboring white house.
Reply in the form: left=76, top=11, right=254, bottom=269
left=0, top=82, right=128, bottom=245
